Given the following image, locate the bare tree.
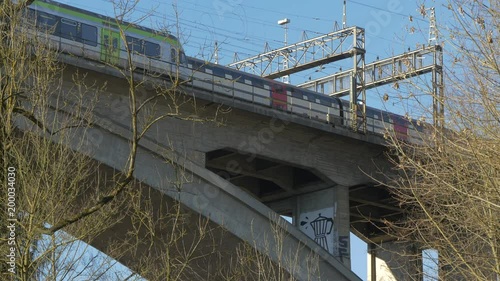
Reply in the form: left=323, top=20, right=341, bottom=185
left=216, top=214, right=320, bottom=281
left=0, top=0, right=119, bottom=279
left=0, top=0, right=227, bottom=280
left=381, top=1, right=499, bottom=280
left=0, top=0, right=325, bottom=279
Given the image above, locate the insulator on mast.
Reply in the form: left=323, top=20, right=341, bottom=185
left=428, top=7, right=438, bottom=45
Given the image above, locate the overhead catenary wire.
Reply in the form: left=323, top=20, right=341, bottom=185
left=347, top=0, right=429, bottom=23
left=52, top=0, right=428, bottom=65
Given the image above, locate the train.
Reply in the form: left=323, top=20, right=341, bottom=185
left=186, top=57, right=426, bottom=143
left=26, top=0, right=425, bottom=143
left=26, top=0, right=189, bottom=77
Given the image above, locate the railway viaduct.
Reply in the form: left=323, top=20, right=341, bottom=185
left=18, top=54, right=420, bottom=280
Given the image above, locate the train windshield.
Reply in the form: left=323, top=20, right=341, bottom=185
left=179, top=50, right=187, bottom=65
left=171, top=48, right=187, bottom=65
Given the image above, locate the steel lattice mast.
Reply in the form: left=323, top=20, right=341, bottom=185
left=228, top=26, right=367, bottom=132
left=227, top=5, right=443, bottom=134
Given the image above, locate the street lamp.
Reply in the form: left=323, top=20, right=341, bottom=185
left=278, top=18, right=290, bottom=26
left=278, top=18, right=290, bottom=84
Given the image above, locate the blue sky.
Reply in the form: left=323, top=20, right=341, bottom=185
left=58, top=0, right=438, bottom=64
left=50, top=0, right=448, bottom=279
left=61, top=0, right=447, bottom=118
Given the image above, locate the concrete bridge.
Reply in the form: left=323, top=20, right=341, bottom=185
left=22, top=53, right=417, bottom=280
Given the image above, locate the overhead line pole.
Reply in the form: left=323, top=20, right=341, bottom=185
left=228, top=26, right=365, bottom=79
left=299, top=45, right=443, bottom=97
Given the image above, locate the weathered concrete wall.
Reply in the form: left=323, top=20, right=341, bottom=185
left=368, top=242, right=422, bottom=281
left=296, top=186, right=351, bottom=268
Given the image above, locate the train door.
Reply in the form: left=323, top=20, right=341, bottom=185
left=100, top=28, right=120, bottom=64
left=271, top=83, right=287, bottom=110
left=391, top=114, right=409, bottom=141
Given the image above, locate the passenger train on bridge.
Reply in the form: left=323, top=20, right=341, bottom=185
left=26, top=0, right=425, bottom=142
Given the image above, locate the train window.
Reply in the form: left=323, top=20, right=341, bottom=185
left=81, top=24, right=97, bottom=46
left=144, top=41, right=160, bottom=57
left=318, top=97, right=331, bottom=106
left=188, top=58, right=204, bottom=71
left=127, top=36, right=143, bottom=54
left=171, top=48, right=177, bottom=62
left=271, top=86, right=283, bottom=95
left=251, top=78, right=264, bottom=88
left=37, top=12, right=59, bottom=33
left=179, top=51, right=187, bottom=64
left=291, top=90, right=302, bottom=98
left=60, top=18, right=77, bottom=40
left=212, top=67, right=225, bottom=77
left=25, top=9, right=37, bottom=24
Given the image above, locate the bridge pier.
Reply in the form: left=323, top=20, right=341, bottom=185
left=368, top=241, right=422, bottom=281
left=295, top=186, right=351, bottom=268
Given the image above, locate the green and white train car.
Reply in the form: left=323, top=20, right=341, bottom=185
left=28, top=0, right=188, bottom=77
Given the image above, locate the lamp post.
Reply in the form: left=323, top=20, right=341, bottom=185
left=278, top=18, right=290, bottom=84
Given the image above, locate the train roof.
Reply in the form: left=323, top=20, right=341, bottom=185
left=31, top=0, right=182, bottom=48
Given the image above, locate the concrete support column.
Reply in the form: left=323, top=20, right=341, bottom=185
left=295, top=186, right=351, bottom=268
left=367, top=241, right=422, bottom=281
